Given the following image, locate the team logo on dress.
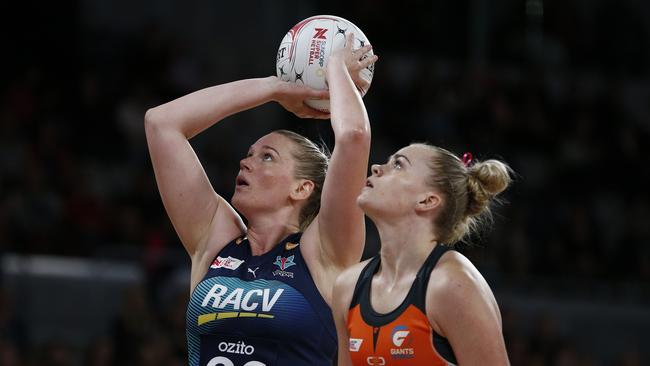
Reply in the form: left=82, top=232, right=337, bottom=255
left=272, top=255, right=296, bottom=278
left=274, top=255, right=296, bottom=270
left=210, top=256, right=244, bottom=270
left=390, top=325, right=414, bottom=359
left=349, top=338, right=363, bottom=352
left=391, top=326, right=411, bottom=347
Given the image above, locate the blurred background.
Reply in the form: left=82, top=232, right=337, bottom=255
left=1, top=0, right=649, bottom=365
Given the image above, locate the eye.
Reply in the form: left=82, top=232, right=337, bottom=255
left=263, top=153, right=273, bottom=162
left=246, top=151, right=253, bottom=158
left=392, top=159, right=403, bottom=169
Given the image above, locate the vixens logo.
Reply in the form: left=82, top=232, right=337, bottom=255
left=274, top=255, right=296, bottom=270
left=272, top=255, right=296, bottom=278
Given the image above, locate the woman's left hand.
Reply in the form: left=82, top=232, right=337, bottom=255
left=270, top=76, right=331, bottom=119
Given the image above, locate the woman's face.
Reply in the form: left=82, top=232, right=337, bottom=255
left=358, top=144, right=436, bottom=219
left=231, top=133, right=298, bottom=217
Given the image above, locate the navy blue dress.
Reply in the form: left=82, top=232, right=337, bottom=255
left=186, top=233, right=336, bottom=366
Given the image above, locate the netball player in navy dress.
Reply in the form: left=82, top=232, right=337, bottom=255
left=145, top=33, right=378, bottom=366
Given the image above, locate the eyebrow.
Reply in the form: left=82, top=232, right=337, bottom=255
left=391, top=154, right=412, bottom=165
left=262, top=145, right=281, bottom=156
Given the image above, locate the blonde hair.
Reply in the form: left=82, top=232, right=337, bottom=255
left=274, top=130, right=330, bottom=230
left=419, top=144, right=512, bottom=245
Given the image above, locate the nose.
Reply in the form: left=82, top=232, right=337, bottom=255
left=240, top=157, right=252, bottom=171
left=371, top=164, right=382, bottom=176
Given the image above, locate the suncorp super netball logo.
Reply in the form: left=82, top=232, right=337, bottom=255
left=390, top=325, right=414, bottom=359
left=308, top=28, right=327, bottom=67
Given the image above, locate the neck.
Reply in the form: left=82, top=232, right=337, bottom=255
left=245, top=209, right=301, bottom=256
left=372, top=215, right=438, bottom=282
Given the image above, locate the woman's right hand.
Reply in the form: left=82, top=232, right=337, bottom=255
left=328, top=33, right=378, bottom=97
left=269, top=76, right=331, bottom=119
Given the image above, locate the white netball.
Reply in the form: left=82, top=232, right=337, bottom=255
left=276, top=15, right=374, bottom=112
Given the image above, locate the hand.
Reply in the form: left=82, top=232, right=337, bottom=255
left=328, top=32, right=379, bottom=96
left=270, top=76, right=331, bottom=119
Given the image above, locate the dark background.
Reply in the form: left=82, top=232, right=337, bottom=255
left=1, top=0, right=649, bottom=365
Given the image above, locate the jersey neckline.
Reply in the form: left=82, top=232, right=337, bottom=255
left=357, top=244, right=450, bottom=327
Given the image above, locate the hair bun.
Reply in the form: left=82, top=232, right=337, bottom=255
left=466, top=160, right=511, bottom=216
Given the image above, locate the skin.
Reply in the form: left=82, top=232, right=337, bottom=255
left=144, top=33, right=378, bottom=309
left=333, top=144, right=510, bottom=365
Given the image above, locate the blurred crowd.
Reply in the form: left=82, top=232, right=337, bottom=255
left=1, top=0, right=649, bottom=364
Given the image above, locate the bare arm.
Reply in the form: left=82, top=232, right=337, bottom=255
left=304, top=33, right=379, bottom=268
left=145, top=77, right=329, bottom=260
left=332, top=263, right=368, bottom=366
left=427, top=256, right=510, bottom=365
left=333, top=280, right=353, bottom=366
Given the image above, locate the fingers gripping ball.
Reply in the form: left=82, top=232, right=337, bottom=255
left=276, top=15, right=375, bottom=112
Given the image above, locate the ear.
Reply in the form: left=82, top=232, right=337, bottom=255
left=290, top=179, right=315, bottom=201
left=415, top=192, right=441, bottom=213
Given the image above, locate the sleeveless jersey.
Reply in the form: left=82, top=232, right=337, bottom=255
left=347, top=244, right=458, bottom=366
left=186, top=233, right=336, bottom=366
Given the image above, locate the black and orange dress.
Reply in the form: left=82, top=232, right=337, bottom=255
left=346, top=244, right=458, bottom=365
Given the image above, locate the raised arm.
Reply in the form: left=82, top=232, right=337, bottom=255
left=306, top=33, right=379, bottom=268
left=145, top=77, right=329, bottom=260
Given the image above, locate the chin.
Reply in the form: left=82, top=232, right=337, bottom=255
left=358, top=195, right=397, bottom=223
left=357, top=194, right=376, bottom=215
left=231, top=192, right=248, bottom=215
left=356, top=193, right=367, bottom=209
left=232, top=191, right=284, bottom=220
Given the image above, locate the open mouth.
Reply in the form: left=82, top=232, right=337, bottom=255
left=236, top=176, right=249, bottom=187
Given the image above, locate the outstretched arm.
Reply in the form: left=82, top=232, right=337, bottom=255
left=145, top=77, right=329, bottom=260
left=306, top=33, right=378, bottom=268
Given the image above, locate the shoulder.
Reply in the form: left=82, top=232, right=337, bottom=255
left=425, top=250, right=500, bottom=331
left=424, top=249, right=510, bottom=364
left=428, top=250, right=490, bottom=303
left=430, top=247, right=480, bottom=281
left=332, top=258, right=373, bottom=318
left=193, top=197, right=246, bottom=263
left=191, top=234, right=246, bottom=284
left=334, top=258, right=373, bottom=294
